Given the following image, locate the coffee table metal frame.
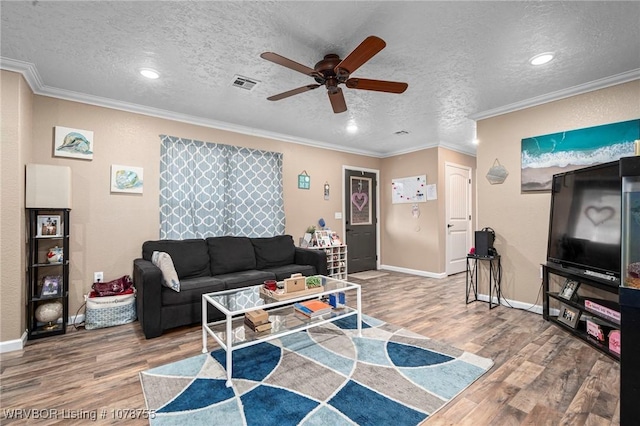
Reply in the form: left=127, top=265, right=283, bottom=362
left=202, top=276, right=362, bottom=387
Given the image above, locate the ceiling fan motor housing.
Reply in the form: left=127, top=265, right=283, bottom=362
left=261, top=36, right=407, bottom=113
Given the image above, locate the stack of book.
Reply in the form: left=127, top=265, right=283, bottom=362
left=294, top=299, right=333, bottom=317
left=244, top=309, right=272, bottom=332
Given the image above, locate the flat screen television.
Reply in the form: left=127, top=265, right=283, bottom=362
left=547, top=160, right=621, bottom=284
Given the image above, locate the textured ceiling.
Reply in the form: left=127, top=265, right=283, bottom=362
left=2, top=1, right=639, bottom=157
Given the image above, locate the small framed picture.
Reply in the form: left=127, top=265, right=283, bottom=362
left=37, top=215, right=62, bottom=237
left=559, top=279, right=580, bottom=301
left=41, top=276, right=61, bottom=297
left=54, top=126, right=94, bottom=160
left=557, top=302, right=581, bottom=329
left=110, top=164, right=144, bottom=194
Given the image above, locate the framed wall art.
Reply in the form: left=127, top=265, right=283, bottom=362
left=54, top=126, right=94, bottom=160
left=521, top=119, right=639, bottom=192
left=110, top=165, right=144, bottom=194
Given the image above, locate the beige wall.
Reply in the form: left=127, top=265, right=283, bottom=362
left=380, top=147, right=476, bottom=274
left=32, top=97, right=382, bottom=326
left=381, top=148, right=440, bottom=273
left=1, top=71, right=32, bottom=342
left=476, top=80, right=640, bottom=305
left=2, top=70, right=387, bottom=343
left=1, top=68, right=476, bottom=345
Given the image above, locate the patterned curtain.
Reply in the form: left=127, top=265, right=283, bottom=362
left=159, top=135, right=285, bottom=239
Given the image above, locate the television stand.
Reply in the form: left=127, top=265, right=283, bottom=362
left=542, top=262, right=620, bottom=361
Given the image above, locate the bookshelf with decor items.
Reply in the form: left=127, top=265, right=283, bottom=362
left=325, top=244, right=347, bottom=280
left=309, top=244, right=347, bottom=280
left=303, top=230, right=347, bottom=280
left=26, top=208, right=70, bottom=339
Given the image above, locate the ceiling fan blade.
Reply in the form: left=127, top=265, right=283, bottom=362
left=260, top=52, right=320, bottom=78
left=335, top=36, right=386, bottom=76
left=267, top=84, right=321, bottom=101
left=328, top=88, right=347, bottom=113
left=346, top=78, right=408, bottom=93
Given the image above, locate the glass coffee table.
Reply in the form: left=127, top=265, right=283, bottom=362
left=202, top=275, right=362, bottom=387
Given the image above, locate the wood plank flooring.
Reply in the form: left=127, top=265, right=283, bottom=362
left=0, top=271, right=619, bottom=425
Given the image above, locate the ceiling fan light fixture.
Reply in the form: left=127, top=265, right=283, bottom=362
left=529, top=52, right=555, bottom=66
left=139, top=68, right=160, bottom=79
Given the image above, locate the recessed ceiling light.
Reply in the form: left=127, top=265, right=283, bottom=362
left=140, top=68, right=160, bottom=79
left=529, top=52, right=555, bottom=66
left=347, top=123, right=358, bottom=133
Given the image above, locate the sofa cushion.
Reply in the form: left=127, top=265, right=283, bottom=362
left=206, top=236, right=256, bottom=275
left=161, top=276, right=225, bottom=306
left=251, top=235, right=296, bottom=270
left=142, top=239, right=210, bottom=280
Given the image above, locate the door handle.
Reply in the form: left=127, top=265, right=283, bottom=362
left=447, top=224, right=453, bottom=228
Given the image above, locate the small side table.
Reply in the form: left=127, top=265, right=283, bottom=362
left=466, top=254, right=502, bottom=309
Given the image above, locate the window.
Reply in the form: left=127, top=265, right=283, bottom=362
left=159, top=135, right=284, bottom=239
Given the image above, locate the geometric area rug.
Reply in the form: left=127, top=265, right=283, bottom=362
left=140, top=314, right=493, bottom=425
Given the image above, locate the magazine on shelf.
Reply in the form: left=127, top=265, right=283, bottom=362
left=294, top=299, right=332, bottom=317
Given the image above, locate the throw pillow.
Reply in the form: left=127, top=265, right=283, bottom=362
left=151, top=251, right=180, bottom=292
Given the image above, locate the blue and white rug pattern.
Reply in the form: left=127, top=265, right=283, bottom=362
left=140, top=315, right=493, bottom=425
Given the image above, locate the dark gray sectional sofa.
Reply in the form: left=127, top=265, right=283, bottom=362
left=133, top=235, right=327, bottom=338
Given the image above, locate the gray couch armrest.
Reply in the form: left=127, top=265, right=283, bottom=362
left=133, top=258, right=163, bottom=339
left=294, top=248, right=328, bottom=276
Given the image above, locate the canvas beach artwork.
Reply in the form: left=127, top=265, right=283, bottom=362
left=54, top=126, right=94, bottom=160
left=521, top=119, right=639, bottom=192
left=110, top=165, right=143, bottom=193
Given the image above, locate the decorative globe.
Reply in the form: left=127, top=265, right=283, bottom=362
left=35, top=301, right=63, bottom=324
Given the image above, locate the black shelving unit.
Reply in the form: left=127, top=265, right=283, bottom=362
left=542, top=262, right=620, bottom=361
left=26, top=208, right=70, bottom=340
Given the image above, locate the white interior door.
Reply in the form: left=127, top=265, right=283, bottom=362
left=445, top=162, right=472, bottom=275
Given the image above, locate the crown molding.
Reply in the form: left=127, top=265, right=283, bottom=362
left=469, top=69, right=640, bottom=121
left=0, top=57, right=384, bottom=158
left=4, top=56, right=631, bottom=159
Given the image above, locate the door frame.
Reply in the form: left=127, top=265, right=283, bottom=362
left=444, top=161, right=473, bottom=275
left=342, top=165, right=381, bottom=270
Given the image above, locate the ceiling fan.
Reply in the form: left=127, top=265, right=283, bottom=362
left=261, top=36, right=408, bottom=114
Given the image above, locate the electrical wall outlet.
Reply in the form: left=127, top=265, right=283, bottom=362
left=94, top=271, right=104, bottom=283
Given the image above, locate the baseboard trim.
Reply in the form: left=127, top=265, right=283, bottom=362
left=0, top=331, right=27, bottom=353
left=379, top=264, right=447, bottom=279
left=476, top=293, right=543, bottom=315
left=0, top=314, right=85, bottom=353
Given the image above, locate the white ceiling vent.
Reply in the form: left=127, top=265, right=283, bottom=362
left=232, top=75, right=260, bottom=91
